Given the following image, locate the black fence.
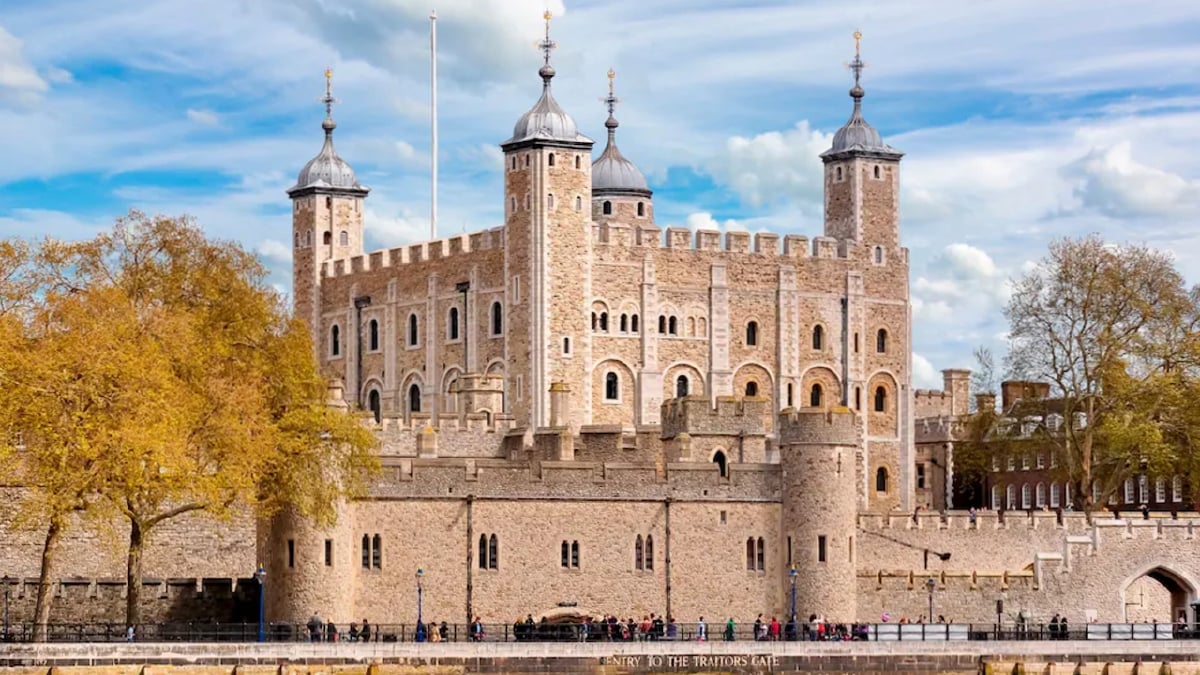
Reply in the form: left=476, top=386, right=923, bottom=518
left=1, top=621, right=1198, bottom=644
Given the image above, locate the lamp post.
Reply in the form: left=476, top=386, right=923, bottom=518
left=415, top=568, right=426, bottom=643
left=926, top=577, right=936, bottom=623
left=2, top=575, right=10, bottom=642
left=789, top=567, right=798, bottom=623
left=254, top=564, right=266, bottom=643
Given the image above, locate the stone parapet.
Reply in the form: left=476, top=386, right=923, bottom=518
left=660, top=396, right=769, bottom=440
left=321, top=227, right=504, bottom=278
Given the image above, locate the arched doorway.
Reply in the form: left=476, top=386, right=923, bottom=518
left=712, top=450, right=728, bottom=478
left=1120, top=565, right=1198, bottom=624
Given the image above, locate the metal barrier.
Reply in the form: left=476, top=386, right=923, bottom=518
left=0, top=621, right=1195, bottom=644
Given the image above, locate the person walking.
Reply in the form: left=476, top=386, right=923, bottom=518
left=696, top=616, right=707, bottom=641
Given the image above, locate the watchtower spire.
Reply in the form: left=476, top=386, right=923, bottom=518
left=537, top=10, right=557, bottom=87
left=321, top=67, right=338, bottom=135
left=847, top=30, right=866, bottom=106
left=602, top=68, right=620, bottom=137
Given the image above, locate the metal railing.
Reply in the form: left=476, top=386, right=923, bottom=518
left=1, top=621, right=1197, bottom=644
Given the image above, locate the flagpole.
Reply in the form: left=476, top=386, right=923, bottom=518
left=430, top=9, right=438, bottom=242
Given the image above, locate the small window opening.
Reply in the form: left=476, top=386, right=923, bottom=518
left=810, top=383, right=823, bottom=407
left=603, top=201, right=612, bottom=215
left=448, top=307, right=460, bottom=340
left=874, top=386, right=887, bottom=412
left=746, top=321, right=758, bottom=346
left=812, top=325, right=824, bottom=350
left=818, top=535, right=827, bottom=563
left=563, top=336, right=571, bottom=355
left=713, top=450, right=727, bottom=478
left=368, top=319, right=379, bottom=351
left=676, top=375, right=689, bottom=398
left=548, top=152, right=556, bottom=167
left=637, top=202, right=645, bottom=217
left=876, top=329, right=888, bottom=353
left=745, top=381, right=758, bottom=397
left=324, top=539, right=333, bottom=567
left=875, top=467, right=889, bottom=493
left=287, top=539, right=295, bottom=568
left=605, top=372, right=619, bottom=401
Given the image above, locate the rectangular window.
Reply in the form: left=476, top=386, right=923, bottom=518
left=516, top=375, right=524, bottom=402
left=1036, top=452, right=1045, bottom=469
left=1173, top=476, right=1183, bottom=502
left=1020, top=453, right=1030, bottom=470
left=362, top=536, right=370, bottom=569
left=719, top=510, right=727, bottom=525
left=916, top=464, right=926, bottom=489
left=1155, top=478, right=1166, bottom=503
left=1138, top=475, right=1149, bottom=504
left=787, top=536, right=792, bottom=567
left=513, top=276, right=521, bottom=304
left=324, top=539, right=333, bottom=567
left=287, top=539, right=295, bottom=568
left=992, top=456, right=999, bottom=473
left=1006, top=455, right=1015, bottom=471
left=817, top=535, right=827, bottom=563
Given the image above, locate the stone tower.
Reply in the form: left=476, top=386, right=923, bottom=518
left=819, top=32, right=903, bottom=253
left=591, top=69, right=654, bottom=229
left=289, top=70, right=369, bottom=352
left=499, top=12, right=594, bottom=428
left=779, top=407, right=860, bottom=621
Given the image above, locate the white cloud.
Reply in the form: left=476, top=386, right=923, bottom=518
left=186, top=108, right=219, bottom=126
left=711, top=121, right=831, bottom=209
left=1064, top=141, right=1200, bottom=218
left=684, top=211, right=743, bottom=232
left=43, top=66, right=72, bottom=84
left=0, top=24, right=48, bottom=101
left=256, top=239, right=292, bottom=263
left=912, top=353, right=940, bottom=390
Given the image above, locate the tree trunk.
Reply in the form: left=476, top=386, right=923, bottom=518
left=32, top=516, right=65, bottom=642
left=125, top=518, right=145, bottom=629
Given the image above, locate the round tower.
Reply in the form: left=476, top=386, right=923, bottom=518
left=778, top=407, right=860, bottom=622
left=260, top=380, right=357, bottom=625
left=591, top=69, right=653, bottom=226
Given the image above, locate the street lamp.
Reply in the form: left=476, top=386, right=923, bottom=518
left=254, top=564, right=266, bottom=643
left=2, top=575, right=10, bottom=642
left=926, top=577, right=936, bottom=623
left=415, top=568, right=426, bottom=643
left=789, top=567, right=798, bottom=623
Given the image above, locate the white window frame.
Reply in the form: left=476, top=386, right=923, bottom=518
left=1035, top=483, right=1045, bottom=508
left=1050, top=483, right=1061, bottom=508
left=1155, top=477, right=1166, bottom=503
left=1172, top=475, right=1183, bottom=502
left=1021, top=483, right=1031, bottom=509
left=1124, top=478, right=1135, bottom=504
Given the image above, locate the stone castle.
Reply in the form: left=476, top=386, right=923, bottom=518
left=1, top=23, right=1197, bottom=630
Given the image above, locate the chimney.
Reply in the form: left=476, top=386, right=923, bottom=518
left=549, top=381, right=571, bottom=428
left=975, top=392, right=997, bottom=414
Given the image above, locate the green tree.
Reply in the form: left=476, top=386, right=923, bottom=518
left=996, top=235, right=1197, bottom=510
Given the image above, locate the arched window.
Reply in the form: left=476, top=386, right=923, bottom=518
left=368, top=319, right=379, bottom=351
left=561, top=541, right=570, bottom=568
left=575, top=195, right=582, bottom=211
left=323, top=231, right=332, bottom=245
left=547, top=152, right=556, bottom=167
left=339, top=230, right=348, bottom=246
left=658, top=316, right=666, bottom=333
left=745, top=538, right=755, bottom=570
left=631, top=315, right=639, bottom=333
left=991, top=485, right=1001, bottom=510
left=620, top=314, right=628, bottom=332
left=786, top=383, right=794, bottom=407
left=448, top=307, right=460, bottom=340
left=362, top=534, right=371, bottom=569
left=874, top=246, right=884, bottom=264
left=1050, top=483, right=1061, bottom=508
left=687, top=316, right=696, bottom=336
left=525, top=154, right=530, bottom=167
left=676, top=375, right=689, bottom=398
left=1124, top=478, right=1135, bottom=504
left=574, top=155, right=581, bottom=169
left=571, top=541, right=579, bottom=568
left=756, top=537, right=765, bottom=571
left=592, top=312, right=598, bottom=331
left=547, top=193, right=555, bottom=209
left=1021, top=483, right=1032, bottom=509
left=563, top=336, right=570, bottom=355
left=874, top=165, right=881, bottom=179
left=810, top=383, right=823, bottom=407
left=1035, top=482, right=1046, bottom=508
left=599, top=312, right=608, bottom=331
left=713, top=450, right=727, bottom=478
left=408, top=314, right=419, bottom=346
left=876, top=329, right=888, bottom=353
left=746, top=321, right=758, bottom=346
left=812, top=325, right=824, bottom=350
left=875, top=467, right=888, bottom=493
left=478, top=534, right=487, bottom=570
left=836, top=166, right=843, bottom=180
left=367, top=389, right=381, bottom=424
left=488, top=534, right=499, bottom=569
left=330, top=325, right=341, bottom=356
left=745, top=381, right=758, bottom=397
left=874, top=386, right=887, bottom=412
left=491, top=302, right=503, bottom=335
left=1006, top=484, right=1017, bottom=509
left=644, top=535, right=653, bottom=571
left=635, top=535, right=644, bottom=571
left=604, top=372, right=619, bottom=401
left=668, top=316, right=677, bottom=335
left=603, top=201, right=612, bottom=215
left=408, top=383, right=421, bottom=412
left=1173, top=475, right=1184, bottom=502
left=637, top=202, right=645, bottom=217
left=510, top=156, right=517, bottom=171
left=1155, top=477, right=1166, bottom=503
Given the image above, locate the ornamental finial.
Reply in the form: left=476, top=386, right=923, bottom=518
left=539, top=10, right=557, bottom=67
left=846, top=30, right=866, bottom=103
left=320, top=67, right=338, bottom=134
left=601, top=68, right=620, bottom=133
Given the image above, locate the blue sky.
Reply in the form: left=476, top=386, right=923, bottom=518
left=2, top=0, right=1199, bottom=389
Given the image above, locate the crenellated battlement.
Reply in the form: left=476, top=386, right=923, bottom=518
left=914, top=415, right=969, bottom=443
left=777, top=406, right=860, bottom=446
left=856, top=510, right=1200, bottom=534
left=660, top=395, right=769, bottom=439
left=590, top=222, right=872, bottom=261
left=321, top=226, right=505, bottom=278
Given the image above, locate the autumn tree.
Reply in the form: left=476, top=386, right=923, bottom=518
left=6, top=212, right=378, bottom=631
left=998, top=235, right=1198, bottom=510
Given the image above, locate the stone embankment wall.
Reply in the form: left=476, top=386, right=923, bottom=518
left=6, top=642, right=1200, bottom=675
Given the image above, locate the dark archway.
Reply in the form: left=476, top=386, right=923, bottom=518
left=1121, top=565, right=1198, bottom=624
